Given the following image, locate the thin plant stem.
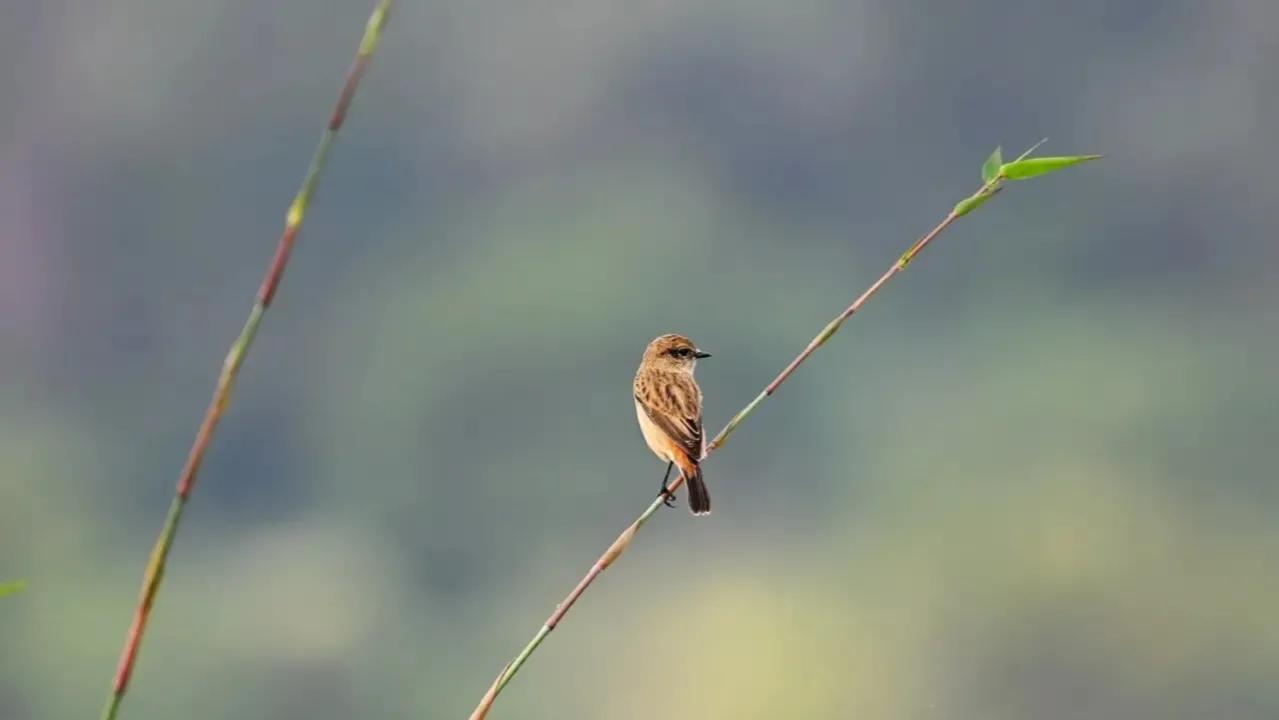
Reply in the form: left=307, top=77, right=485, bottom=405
left=466, top=175, right=1004, bottom=720
left=98, top=4, right=394, bottom=719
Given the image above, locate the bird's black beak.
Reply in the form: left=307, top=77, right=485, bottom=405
left=694, top=350, right=712, bottom=359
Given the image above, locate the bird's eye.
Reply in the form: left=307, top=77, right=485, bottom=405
left=675, top=348, right=692, bottom=358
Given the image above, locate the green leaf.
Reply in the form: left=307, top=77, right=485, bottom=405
left=982, top=146, right=1002, bottom=183
left=0, top=580, right=26, bottom=598
left=1000, top=154, right=1103, bottom=180
left=952, top=188, right=998, bottom=217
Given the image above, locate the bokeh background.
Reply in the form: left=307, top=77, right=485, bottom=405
left=3, top=1, right=1278, bottom=718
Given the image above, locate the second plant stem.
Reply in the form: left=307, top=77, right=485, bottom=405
left=465, top=175, right=1006, bottom=720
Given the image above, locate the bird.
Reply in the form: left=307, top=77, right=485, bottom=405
left=633, top=333, right=712, bottom=515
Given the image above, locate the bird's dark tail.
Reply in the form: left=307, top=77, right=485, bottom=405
left=684, top=464, right=711, bottom=516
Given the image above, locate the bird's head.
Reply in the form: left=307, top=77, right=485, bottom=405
left=643, top=333, right=711, bottom=372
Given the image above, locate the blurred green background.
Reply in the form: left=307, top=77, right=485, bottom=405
left=3, top=1, right=1277, bottom=718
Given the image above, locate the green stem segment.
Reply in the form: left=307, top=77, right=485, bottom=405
left=98, top=4, right=394, bottom=719
left=467, top=180, right=995, bottom=720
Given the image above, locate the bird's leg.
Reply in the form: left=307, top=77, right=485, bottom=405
left=658, top=461, right=677, bottom=508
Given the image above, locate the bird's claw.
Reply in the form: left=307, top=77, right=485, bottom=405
left=660, top=488, right=678, bottom=508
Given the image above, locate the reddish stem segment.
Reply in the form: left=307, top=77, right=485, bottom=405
left=99, top=4, right=394, bottom=719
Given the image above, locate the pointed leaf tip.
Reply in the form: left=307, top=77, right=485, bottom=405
left=982, top=146, right=1003, bottom=183
left=1000, top=154, right=1103, bottom=180
left=1014, top=138, right=1050, bottom=163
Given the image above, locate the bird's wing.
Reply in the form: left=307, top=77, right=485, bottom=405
left=635, top=379, right=703, bottom=462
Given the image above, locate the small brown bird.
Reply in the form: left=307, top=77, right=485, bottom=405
left=634, top=333, right=712, bottom=515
